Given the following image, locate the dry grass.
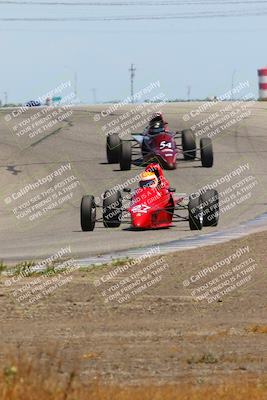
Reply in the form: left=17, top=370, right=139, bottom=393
left=0, top=355, right=267, bottom=400
left=187, top=352, right=219, bottom=365
left=246, top=325, right=267, bottom=334
left=2, top=377, right=267, bottom=400
left=1, top=230, right=267, bottom=399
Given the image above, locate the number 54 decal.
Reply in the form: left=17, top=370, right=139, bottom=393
left=160, top=140, right=172, bottom=150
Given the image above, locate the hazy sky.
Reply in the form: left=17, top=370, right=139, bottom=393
left=0, top=1, right=267, bottom=104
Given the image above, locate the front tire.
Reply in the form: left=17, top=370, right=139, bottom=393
left=188, top=194, right=203, bottom=231
left=200, top=137, right=213, bottom=167
left=119, top=141, right=132, bottom=170
left=106, top=133, right=121, bottom=164
left=182, top=129, right=196, bottom=160
left=103, top=190, right=122, bottom=228
left=80, top=195, right=96, bottom=231
left=201, top=189, right=219, bottom=227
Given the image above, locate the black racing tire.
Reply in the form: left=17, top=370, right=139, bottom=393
left=80, top=195, right=96, bottom=231
left=188, top=194, right=203, bottom=231
left=200, top=137, right=213, bottom=168
left=201, top=189, right=219, bottom=227
left=103, top=190, right=122, bottom=228
left=119, top=140, right=132, bottom=170
left=106, top=133, right=121, bottom=164
left=182, top=129, right=196, bottom=160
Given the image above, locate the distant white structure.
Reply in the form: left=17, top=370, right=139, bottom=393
left=258, top=67, right=267, bottom=100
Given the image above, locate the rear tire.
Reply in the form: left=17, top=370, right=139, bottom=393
left=106, top=133, right=121, bottom=164
left=188, top=194, right=203, bottom=231
left=182, top=129, right=196, bottom=160
left=201, top=189, right=219, bottom=227
left=80, top=195, right=96, bottom=231
left=200, top=137, right=213, bottom=167
left=103, top=190, right=122, bottom=228
left=120, top=141, right=132, bottom=170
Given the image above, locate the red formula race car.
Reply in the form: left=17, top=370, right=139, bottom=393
left=106, top=113, right=213, bottom=171
left=80, top=163, right=219, bottom=231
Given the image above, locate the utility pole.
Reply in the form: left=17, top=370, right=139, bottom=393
left=187, top=85, right=191, bottom=102
left=231, top=69, right=236, bottom=101
left=74, top=71, right=78, bottom=99
left=129, top=63, right=136, bottom=103
left=91, top=88, right=97, bottom=104
left=4, top=91, right=8, bottom=106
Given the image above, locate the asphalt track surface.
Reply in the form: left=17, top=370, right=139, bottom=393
left=0, top=102, right=266, bottom=263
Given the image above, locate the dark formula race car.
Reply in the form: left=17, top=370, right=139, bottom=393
left=106, top=113, right=214, bottom=171
left=80, top=163, right=219, bottom=232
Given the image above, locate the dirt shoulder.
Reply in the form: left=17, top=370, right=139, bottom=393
left=0, top=231, right=266, bottom=385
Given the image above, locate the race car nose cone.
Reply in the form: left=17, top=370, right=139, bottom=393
left=132, top=219, right=142, bottom=228
left=131, top=213, right=148, bottom=229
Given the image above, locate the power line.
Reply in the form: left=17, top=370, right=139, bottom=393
left=1, top=9, right=267, bottom=20
left=2, top=0, right=267, bottom=5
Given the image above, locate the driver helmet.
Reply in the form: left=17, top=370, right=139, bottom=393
left=139, top=171, right=159, bottom=189
left=149, top=120, right=164, bottom=135
left=150, top=112, right=163, bottom=125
